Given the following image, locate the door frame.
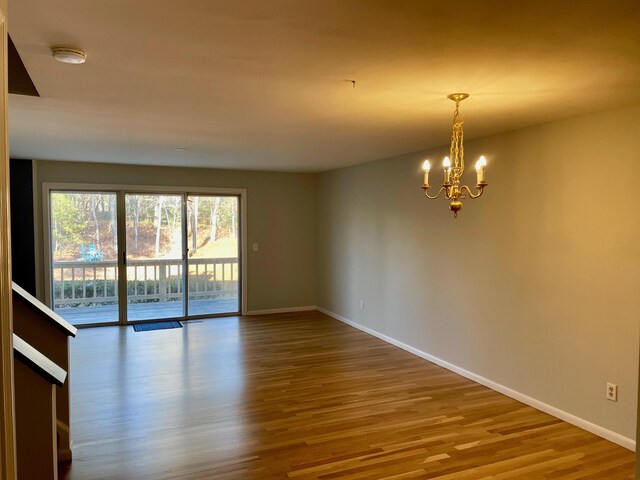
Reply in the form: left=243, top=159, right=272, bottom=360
left=0, top=8, right=17, bottom=478
left=42, top=182, right=248, bottom=326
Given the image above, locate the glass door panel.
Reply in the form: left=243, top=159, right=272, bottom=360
left=125, top=194, right=185, bottom=321
left=187, top=195, right=240, bottom=315
left=50, top=191, right=119, bottom=326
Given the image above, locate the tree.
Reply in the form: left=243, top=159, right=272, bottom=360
left=209, top=197, right=221, bottom=243
left=109, top=195, right=117, bottom=236
left=230, top=199, right=237, bottom=239
left=190, top=196, right=199, bottom=254
left=154, top=196, right=164, bottom=256
left=89, top=195, right=101, bottom=249
left=131, top=195, right=141, bottom=249
left=50, top=193, right=85, bottom=258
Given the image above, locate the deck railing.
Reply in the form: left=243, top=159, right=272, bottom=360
left=52, top=257, right=238, bottom=309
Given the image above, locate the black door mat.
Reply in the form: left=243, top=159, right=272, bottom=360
left=133, top=321, right=183, bottom=332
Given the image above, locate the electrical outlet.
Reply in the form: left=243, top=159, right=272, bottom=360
left=360, top=300, right=364, bottom=310
left=606, top=383, right=617, bottom=402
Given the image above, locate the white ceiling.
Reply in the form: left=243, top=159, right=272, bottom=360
left=8, top=0, right=640, bottom=172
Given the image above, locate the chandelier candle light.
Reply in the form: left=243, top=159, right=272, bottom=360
left=422, top=93, right=488, bottom=218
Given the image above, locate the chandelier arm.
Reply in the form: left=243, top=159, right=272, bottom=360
left=460, top=185, right=486, bottom=199
left=424, top=186, right=447, bottom=199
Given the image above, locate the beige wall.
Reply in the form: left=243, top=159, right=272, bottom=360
left=33, top=161, right=317, bottom=312
left=316, top=105, right=640, bottom=442
left=28, top=105, right=640, bottom=449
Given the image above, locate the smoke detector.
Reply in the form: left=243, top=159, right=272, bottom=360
left=51, top=47, right=86, bottom=64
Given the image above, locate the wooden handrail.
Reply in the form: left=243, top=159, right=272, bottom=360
left=12, top=335, right=66, bottom=387
left=12, top=283, right=76, bottom=337
left=52, top=257, right=238, bottom=267
left=12, top=283, right=75, bottom=464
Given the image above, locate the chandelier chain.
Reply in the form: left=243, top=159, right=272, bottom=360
left=450, top=104, right=464, bottom=176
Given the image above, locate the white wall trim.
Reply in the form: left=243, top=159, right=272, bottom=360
left=315, top=306, right=636, bottom=452
left=246, top=306, right=316, bottom=316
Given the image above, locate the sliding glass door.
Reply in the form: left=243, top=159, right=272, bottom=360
left=187, top=195, right=240, bottom=316
left=125, top=194, right=185, bottom=321
left=48, top=189, right=241, bottom=327
left=49, top=191, right=119, bottom=326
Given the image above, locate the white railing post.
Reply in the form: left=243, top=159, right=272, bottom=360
left=159, top=263, right=167, bottom=303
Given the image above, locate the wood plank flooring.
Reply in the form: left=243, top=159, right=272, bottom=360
left=59, top=311, right=635, bottom=479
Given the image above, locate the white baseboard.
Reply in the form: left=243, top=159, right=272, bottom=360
left=246, top=306, right=316, bottom=316
left=315, top=306, right=636, bottom=452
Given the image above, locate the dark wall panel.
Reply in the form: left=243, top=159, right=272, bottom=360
left=10, top=159, right=36, bottom=295
left=8, top=35, right=39, bottom=97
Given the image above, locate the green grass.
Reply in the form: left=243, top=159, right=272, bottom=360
left=191, top=237, right=238, bottom=259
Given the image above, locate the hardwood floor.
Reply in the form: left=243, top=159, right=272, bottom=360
left=60, top=311, right=635, bottom=479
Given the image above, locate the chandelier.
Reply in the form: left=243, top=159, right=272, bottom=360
left=421, top=93, right=487, bottom=218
